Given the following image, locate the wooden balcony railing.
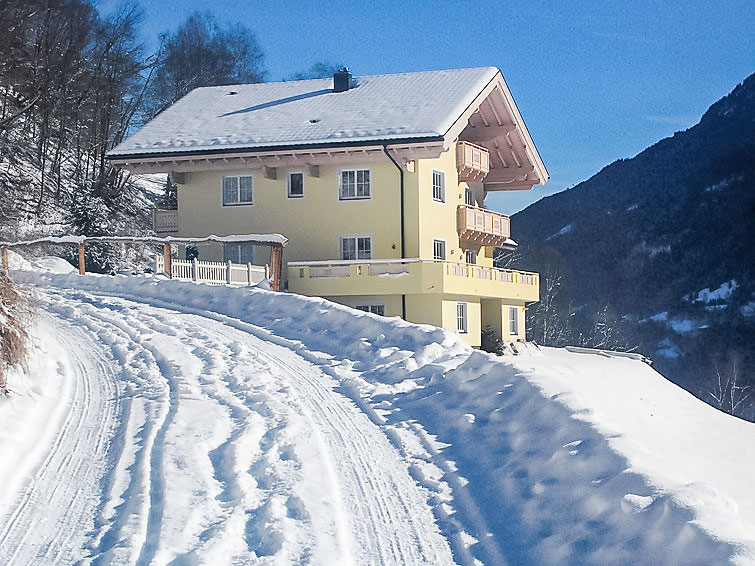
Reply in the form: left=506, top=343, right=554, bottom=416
left=153, top=209, right=178, bottom=235
left=457, top=205, right=511, bottom=247
left=456, top=140, right=490, bottom=182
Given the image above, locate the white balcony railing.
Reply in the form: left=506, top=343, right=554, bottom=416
left=456, top=141, right=490, bottom=182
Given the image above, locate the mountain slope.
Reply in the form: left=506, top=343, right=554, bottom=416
left=512, top=72, right=755, bottom=419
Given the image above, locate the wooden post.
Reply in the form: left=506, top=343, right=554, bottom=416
left=226, top=260, right=232, bottom=285
left=247, top=262, right=252, bottom=286
left=1, top=247, right=8, bottom=271
left=78, top=242, right=86, bottom=275
left=269, top=245, right=282, bottom=292
left=192, top=257, right=198, bottom=281
left=163, top=243, right=172, bottom=278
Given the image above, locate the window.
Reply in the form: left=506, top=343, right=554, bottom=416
left=457, top=302, right=468, bottom=333
left=465, top=250, right=476, bottom=264
left=433, top=239, right=446, bottom=261
left=288, top=172, right=304, bottom=198
left=339, top=169, right=370, bottom=200
left=432, top=170, right=445, bottom=202
left=222, top=175, right=253, bottom=206
left=355, top=304, right=385, bottom=316
left=465, top=188, right=475, bottom=206
left=223, top=243, right=254, bottom=264
left=509, top=306, right=519, bottom=335
left=340, top=236, right=372, bottom=260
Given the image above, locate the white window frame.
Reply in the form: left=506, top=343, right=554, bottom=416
left=339, top=168, right=371, bottom=200
left=457, top=302, right=468, bottom=334
left=340, top=235, right=372, bottom=260
left=222, top=174, right=253, bottom=206
left=287, top=171, right=305, bottom=199
left=509, top=306, right=519, bottom=335
left=433, top=238, right=446, bottom=261
left=223, top=243, right=254, bottom=264
left=355, top=304, right=385, bottom=316
left=465, top=188, right=475, bottom=206
left=432, top=169, right=445, bottom=202
left=465, top=249, right=476, bottom=264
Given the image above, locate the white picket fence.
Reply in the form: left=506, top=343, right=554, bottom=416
left=155, top=255, right=269, bottom=287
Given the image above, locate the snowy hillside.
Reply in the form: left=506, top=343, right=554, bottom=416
left=1, top=260, right=754, bottom=565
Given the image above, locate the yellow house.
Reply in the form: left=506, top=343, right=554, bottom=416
left=108, top=67, right=548, bottom=347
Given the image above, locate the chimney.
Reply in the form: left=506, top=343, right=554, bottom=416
left=333, top=67, right=352, bottom=93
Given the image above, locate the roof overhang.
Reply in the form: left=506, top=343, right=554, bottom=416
left=107, top=138, right=446, bottom=174
left=443, top=70, right=549, bottom=191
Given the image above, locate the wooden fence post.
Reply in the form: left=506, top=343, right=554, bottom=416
left=1, top=247, right=8, bottom=271
left=247, top=262, right=252, bottom=286
left=226, top=260, right=232, bottom=285
left=192, top=257, right=198, bottom=281
left=269, top=245, right=282, bottom=292
left=78, top=242, right=86, bottom=275
left=163, top=243, right=172, bottom=278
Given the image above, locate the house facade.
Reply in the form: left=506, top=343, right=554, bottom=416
left=108, top=67, right=548, bottom=347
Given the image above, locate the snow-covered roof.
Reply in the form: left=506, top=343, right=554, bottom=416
left=109, top=67, right=500, bottom=158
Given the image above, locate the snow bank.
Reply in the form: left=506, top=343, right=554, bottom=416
left=9, top=267, right=755, bottom=565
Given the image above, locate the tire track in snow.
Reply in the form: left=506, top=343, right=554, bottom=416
left=0, top=312, right=119, bottom=566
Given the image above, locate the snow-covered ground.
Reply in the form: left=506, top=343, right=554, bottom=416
left=2, top=260, right=754, bottom=565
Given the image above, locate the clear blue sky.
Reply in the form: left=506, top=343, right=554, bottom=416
left=104, top=0, right=754, bottom=214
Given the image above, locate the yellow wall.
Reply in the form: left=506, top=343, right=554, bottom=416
left=178, top=162, right=405, bottom=264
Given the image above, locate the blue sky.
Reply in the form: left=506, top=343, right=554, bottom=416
left=106, top=0, right=754, bottom=214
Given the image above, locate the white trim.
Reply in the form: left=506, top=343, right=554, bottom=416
left=509, top=306, right=519, bottom=335
left=339, top=234, right=373, bottom=260
left=433, top=238, right=446, bottom=261
left=221, top=173, right=254, bottom=207
left=432, top=169, right=445, bottom=203
left=456, top=301, right=468, bottom=334
left=287, top=170, right=305, bottom=199
left=338, top=167, right=372, bottom=201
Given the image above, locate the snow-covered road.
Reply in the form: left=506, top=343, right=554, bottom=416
left=0, top=287, right=454, bottom=565
left=2, top=267, right=754, bottom=566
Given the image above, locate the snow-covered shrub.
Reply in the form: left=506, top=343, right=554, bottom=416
left=0, top=272, right=31, bottom=392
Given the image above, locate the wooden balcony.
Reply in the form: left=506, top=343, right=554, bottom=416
left=457, top=205, right=511, bottom=247
left=153, top=209, right=178, bottom=235
left=456, top=141, right=490, bottom=182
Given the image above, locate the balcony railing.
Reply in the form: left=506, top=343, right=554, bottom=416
left=457, top=205, right=511, bottom=247
left=288, top=258, right=539, bottom=301
left=153, top=209, right=178, bottom=235
left=456, top=140, right=490, bottom=182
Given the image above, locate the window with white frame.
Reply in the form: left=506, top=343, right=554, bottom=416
left=223, top=243, right=254, bottom=264
left=355, top=304, right=385, bottom=316
left=222, top=174, right=253, bottom=206
left=432, top=170, right=445, bottom=202
left=465, top=249, right=476, bottom=264
left=465, top=188, right=475, bottom=206
left=509, top=306, right=519, bottom=335
left=339, top=169, right=370, bottom=200
left=433, top=239, right=446, bottom=261
left=457, top=302, right=468, bottom=333
left=340, top=236, right=372, bottom=260
left=287, top=171, right=304, bottom=198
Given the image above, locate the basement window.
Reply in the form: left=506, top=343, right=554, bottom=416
left=509, top=306, right=519, bottom=335
left=355, top=304, right=385, bottom=316
left=457, top=302, right=468, bottom=333
left=223, top=243, right=254, bottom=264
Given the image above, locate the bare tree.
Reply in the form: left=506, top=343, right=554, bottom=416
left=706, top=354, right=752, bottom=417
left=527, top=266, right=571, bottom=346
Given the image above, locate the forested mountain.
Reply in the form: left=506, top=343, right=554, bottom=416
left=512, top=73, right=755, bottom=420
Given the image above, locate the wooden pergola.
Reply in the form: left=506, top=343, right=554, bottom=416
left=1, top=233, right=289, bottom=291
